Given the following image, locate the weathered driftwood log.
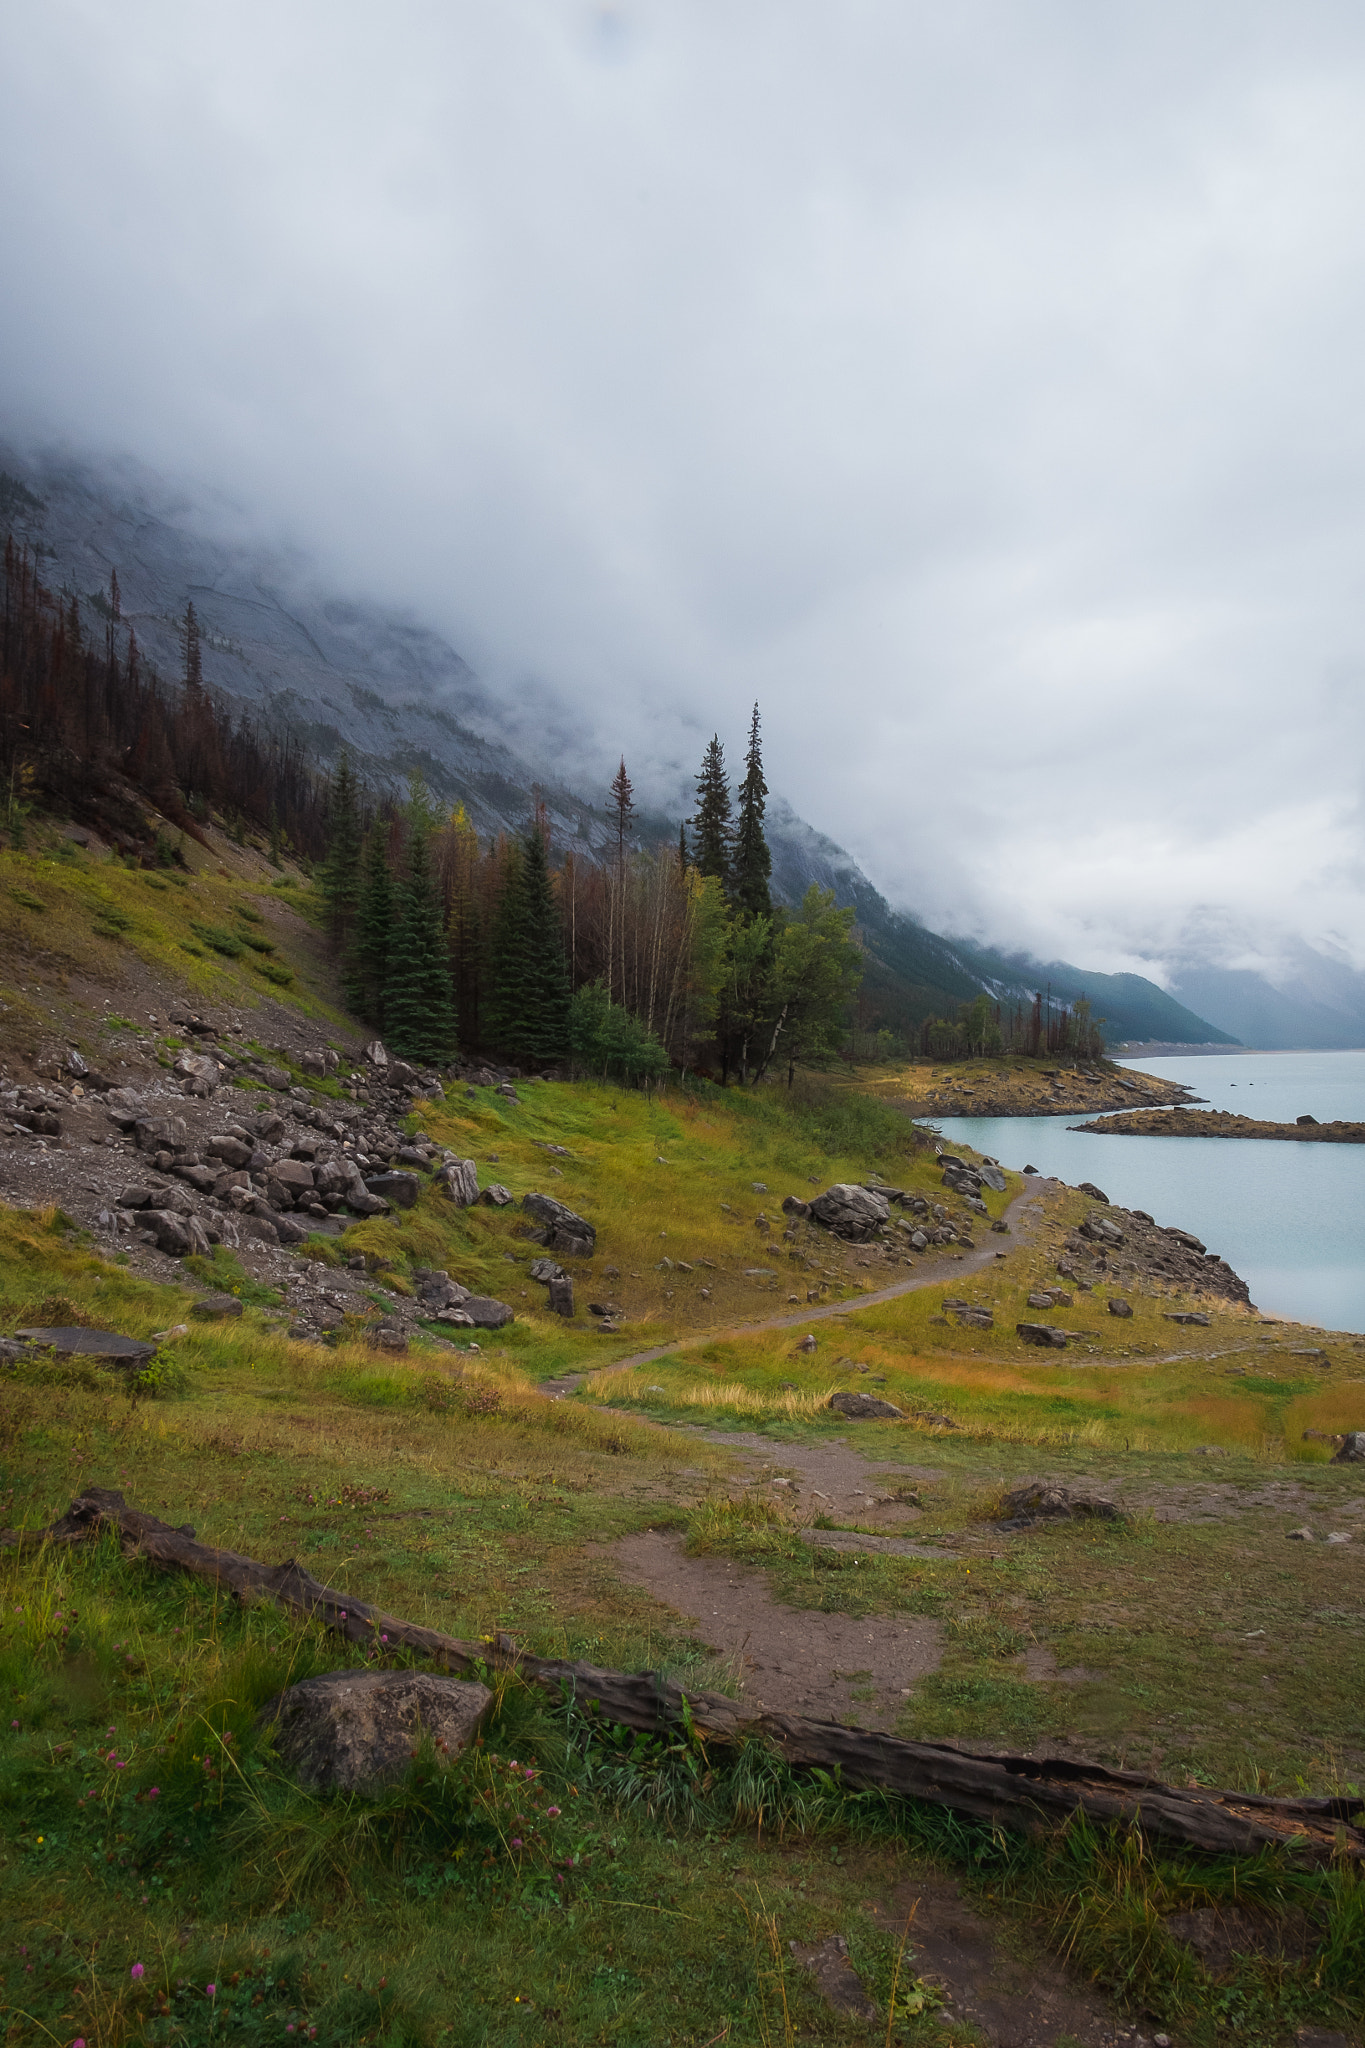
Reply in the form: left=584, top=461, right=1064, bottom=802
left=5, top=1489, right=1362, bottom=1864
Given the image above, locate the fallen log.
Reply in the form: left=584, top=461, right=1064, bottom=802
left=5, top=1488, right=1362, bottom=1865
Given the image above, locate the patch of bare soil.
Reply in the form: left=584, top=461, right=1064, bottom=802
left=605, top=1528, right=942, bottom=1727
left=871, top=1871, right=1135, bottom=2047
left=690, top=1424, right=947, bottom=1520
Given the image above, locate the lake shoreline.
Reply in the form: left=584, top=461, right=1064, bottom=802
left=1070, top=1108, right=1365, bottom=1142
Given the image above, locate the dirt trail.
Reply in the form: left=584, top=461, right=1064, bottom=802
left=539, top=1181, right=1054, bottom=1400
left=604, top=1529, right=942, bottom=1727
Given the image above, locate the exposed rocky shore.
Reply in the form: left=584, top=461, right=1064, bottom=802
left=1071, top=1108, right=1365, bottom=1142
left=891, top=1059, right=1202, bottom=1120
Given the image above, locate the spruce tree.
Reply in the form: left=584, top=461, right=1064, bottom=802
left=319, top=750, right=363, bottom=937
left=733, top=701, right=773, bottom=918
left=610, top=757, right=635, bottom=868
left=347, top=820, right=394, bottom=1025
left=692, top=736, right=733, bottom=887
left=486, top=827, right=570, bottom=1063
left=384, top=817, right=457, bottom=1065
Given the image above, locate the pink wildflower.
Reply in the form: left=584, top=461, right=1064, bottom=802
left=131, top=1963, right=145, bottom=1981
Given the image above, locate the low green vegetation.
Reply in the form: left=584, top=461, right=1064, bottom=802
left=1, top=801, right=1362, bottom=2044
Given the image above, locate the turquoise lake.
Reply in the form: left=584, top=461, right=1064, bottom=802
left=928, top=1049, right=1365, bottom=1333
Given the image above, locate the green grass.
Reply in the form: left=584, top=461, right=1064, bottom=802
left=1, top=821, right=1364, bottom=2044
left=0, top=1530, right=1360, bottom=2048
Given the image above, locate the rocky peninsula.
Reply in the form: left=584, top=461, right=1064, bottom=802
left=886, top=1057, right=1202, bottom=1120
left=1071, top=1108, right=1365, bottom=1142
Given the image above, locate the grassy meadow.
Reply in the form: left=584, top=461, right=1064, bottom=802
left=1, top=828, right=1363, bottom=2046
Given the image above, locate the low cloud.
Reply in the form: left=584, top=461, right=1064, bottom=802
left=3, top=0, right=1364, bottom=978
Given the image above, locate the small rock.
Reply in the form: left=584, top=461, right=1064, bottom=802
left=258, top=1670, right=492, bottom=1792
left=366, top=1324, right=409, bottom=1353
left=1016, top=1322, right=1068, bottom=1348
left=998, top=1481, right=1120, bottom=1527
left=1107, top=1297, right=1134, bottom=1318
left=190, top=1295, right=243, bottom=1321
left=1326, top=1532, right=1352, bottom=1544
left=827, top=1390, right=902, bottom=1419
left=1330, top=1431, right=1365, bottom=1464
left=547, top=1274, right=574, bottom=1317
left=521, top=1191, right=596, bottom=1256
left=795, top=1334, right=817, bottom=1352
left=1286, top=1527, right=1314, bottom=1541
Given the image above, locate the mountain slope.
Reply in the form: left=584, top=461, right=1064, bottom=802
left=1, top=442, right=1233, bottom=1050
left=955, top=942, right=1240, bottom=1049
left=1169, top=946, right=1365, bottom=1051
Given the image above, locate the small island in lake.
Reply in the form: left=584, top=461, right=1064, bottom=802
left=1070, top=1108, right=1365, bottom=1142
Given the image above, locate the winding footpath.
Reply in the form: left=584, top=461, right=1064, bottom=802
left=538, top=1180, right=1053, bottom=1398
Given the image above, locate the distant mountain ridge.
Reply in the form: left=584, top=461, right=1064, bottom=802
left=0, top=441, right=1246, bottom=1051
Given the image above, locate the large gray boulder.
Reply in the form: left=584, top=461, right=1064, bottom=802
left=1332, top=1432, right=1365, bottom=1464
left=435, top=1158, right=479, bottom=1206
left=135, top=1114, right=190, bottom=1156
left=461, top=1295, right=515, bottom=1329
left=828, top=1389, right=903, bottom=1420
left=997, top=1482, right=1120, bottom=1528
left=174, top=1051, right=220, bottom=1098
left=143, top=1210, right=211, bottom=1257
left=415, top=1270, right=470, bottom=1313
left=1016, top=1322, right=1068, bottom=1349
left=521, top=1192, right=596, bottom=1257
left=13, top=1326, right=157, bottom=1367
left=1080, top=1212, right=1125, bottom=1246
left=809, top=1184, right=890, bottom=1241
left=207, top=1135, right=253, bottom=1168
left=258, top=1670, right=492, bottom=1792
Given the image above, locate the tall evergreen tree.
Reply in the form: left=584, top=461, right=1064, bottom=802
left=384, top=817, right=457, bottom=1065
left=486, top=826, right=570, bottom=1063
left=692, top=735, right=733, bottom=887
left=733, top=702, right=772, bottom=918
left=347, top=820, right=394, bottom=1024
left=318, top=750, right=363, bottom=936
left=678, top=819, right=690, bottom=870
left=610, top=757, right=635, bottom=867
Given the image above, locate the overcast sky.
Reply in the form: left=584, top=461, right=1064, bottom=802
left=3, top=0, right=1365, bottom=979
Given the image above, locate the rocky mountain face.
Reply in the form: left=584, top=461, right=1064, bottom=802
left=0, top=450, right=610, bottom=855
left=0, top=443, right=1243, bottom=1048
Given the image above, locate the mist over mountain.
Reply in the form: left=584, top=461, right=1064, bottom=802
left=5, top=438, right=1360, bottom=1051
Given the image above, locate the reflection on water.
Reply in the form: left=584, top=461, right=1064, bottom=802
left=928, top=1051, right=1365, bottom=1333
